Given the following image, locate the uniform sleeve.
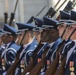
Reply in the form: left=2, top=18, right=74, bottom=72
left=25, top=51, right=33, bottom=66
left=6, top=49, right=16, bottom=65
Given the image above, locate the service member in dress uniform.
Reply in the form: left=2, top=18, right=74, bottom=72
left=0, top=29, right=11, bottom=75
left=50, top=10, right=76, bottom=75
left=15, top=23, right=38, bottom=75
left=64, top=10, right=76, bottom=75
left=1, top=24, right=21, bottom=75
left=31, top=16, right=62, bottom=75
left=43, top=16, right=63, bottom=64
left=50, top=10, right=71, bottom=63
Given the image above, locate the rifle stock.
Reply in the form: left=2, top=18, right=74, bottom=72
left=28, top=47, right=49, bottom=75
left=54, top=56, right=66, bottom=75
left=6, top=59, right=19, bottom=75
left=45, top=40, right=65, bottom=75
left=54, top=41, right=75, bottom=75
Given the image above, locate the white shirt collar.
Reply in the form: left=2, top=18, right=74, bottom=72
left=73, top=40, right=76, bottom=42
left=49, top=42, right=55, bottom=47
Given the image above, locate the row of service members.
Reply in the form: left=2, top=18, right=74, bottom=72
left=0, top=10, right=76, bottom=75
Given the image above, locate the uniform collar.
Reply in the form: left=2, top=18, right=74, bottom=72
left=49, top=42, right=55, bottom=47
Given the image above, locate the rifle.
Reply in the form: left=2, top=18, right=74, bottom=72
left=9, top=0, right=19, bottom=26
left=54, top=42, right=75, bottom=75
left=45, top=40, right=65, bottom=75
left=54, top=56, right=66, bottom=75
left=27, top=16, right=34, bottom=23
left=29, top=46, right=50, bottom=75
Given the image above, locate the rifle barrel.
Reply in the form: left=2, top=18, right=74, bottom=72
left=14, top=0, right=19, bottom=13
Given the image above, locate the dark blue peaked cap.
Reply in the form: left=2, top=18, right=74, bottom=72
left=33, top=17, right=44, bottom=27
left=0, top=29, right=11, bottom=35
left=43, top=16, right=60, bottom=29
left=3, top=24, right=18, bottom=35
left=60, top=11, right=70, bottom=20
left=16, top=23, right=35, bottom=30
left=59, top=11, right=76, bottom=25
left=71, top=10, right=76, bottom=21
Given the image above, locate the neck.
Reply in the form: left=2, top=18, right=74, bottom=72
left=23, top=37, right=33, bottom=45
